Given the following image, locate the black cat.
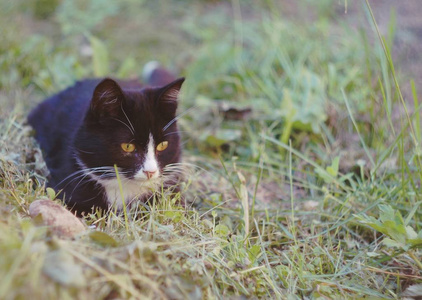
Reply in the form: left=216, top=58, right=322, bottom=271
left=28, top=65, right=184, bottom=215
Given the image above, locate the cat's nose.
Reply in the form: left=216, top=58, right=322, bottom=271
left=143, top=170, right=157, bottom=179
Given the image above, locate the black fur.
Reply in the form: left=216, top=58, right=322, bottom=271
left=28, top=75, right=184, bottom=215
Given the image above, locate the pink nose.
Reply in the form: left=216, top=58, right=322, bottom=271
left=143, top=170, right=157, bottom=179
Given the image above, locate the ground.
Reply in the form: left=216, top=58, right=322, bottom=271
left=0, top=0, right=421, bottom=299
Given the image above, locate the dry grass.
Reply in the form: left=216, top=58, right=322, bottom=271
left=0, top=0, right=421, bottom=299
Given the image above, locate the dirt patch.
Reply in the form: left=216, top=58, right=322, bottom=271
left=342, top=0, right=422, bottom=96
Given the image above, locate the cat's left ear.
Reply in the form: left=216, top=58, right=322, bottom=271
left=91, top=78, right=124, bottom=119
left=157, top=77, right=185, bottom=117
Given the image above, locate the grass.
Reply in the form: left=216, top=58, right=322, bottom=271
left=1, top=0, right=421, bottom=298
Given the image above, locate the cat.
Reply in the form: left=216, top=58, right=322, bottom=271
left=28, top=64, right=185, bottom=215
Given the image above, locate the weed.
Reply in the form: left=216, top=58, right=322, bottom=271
left=0, top=0, right=421, bottom=299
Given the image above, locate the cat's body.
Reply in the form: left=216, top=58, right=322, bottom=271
left=28, top=67, right=184, bottom=215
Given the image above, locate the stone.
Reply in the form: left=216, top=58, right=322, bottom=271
left=29, top=199, right=85, bottom=238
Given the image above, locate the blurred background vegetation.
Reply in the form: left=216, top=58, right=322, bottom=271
left=0, top=0, right=421, bottom=298
left=1, top=0, right=400, bottom=156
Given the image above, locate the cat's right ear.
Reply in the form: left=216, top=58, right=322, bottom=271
left=90, top=78, right=124, bottom=119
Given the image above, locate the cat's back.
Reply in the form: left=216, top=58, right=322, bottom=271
left=29, top=79, right=100, bottom=131
left=29, top=78, right=144, bottom=133
left=28, top=79, right=102, bottom=164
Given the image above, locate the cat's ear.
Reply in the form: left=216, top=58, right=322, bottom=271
left=91, top=78, right=124, bottom=118
left=157, top=77, right=185, bottom=117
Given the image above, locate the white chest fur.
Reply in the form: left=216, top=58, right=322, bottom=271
left=101, top=178, right=160, bottom=209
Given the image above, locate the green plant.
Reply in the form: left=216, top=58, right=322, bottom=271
left=56, top=0, right=119, bottom=36
left=0, top=0, right=421, bottom=298
left=356, top=204, right=422, bottom=269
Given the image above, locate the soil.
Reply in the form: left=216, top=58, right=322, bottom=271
left=340, top=0, right=422, bottom=96
left=278, top=0, right=422, bottom=97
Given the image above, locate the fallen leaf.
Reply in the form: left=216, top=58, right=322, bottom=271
left=89, top=231, right=119, bottom=247
left=218, top=101, right=252, bottom=121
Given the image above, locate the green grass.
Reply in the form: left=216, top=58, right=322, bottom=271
left=1, top=0, right=421, bottom=298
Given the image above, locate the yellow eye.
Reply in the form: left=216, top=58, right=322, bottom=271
left=121, top=143, right=136, bottom=153
left=156, top=141, right=168, bottom=151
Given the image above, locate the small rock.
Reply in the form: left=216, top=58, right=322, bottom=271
left=29, top=199, right=85, bottom=238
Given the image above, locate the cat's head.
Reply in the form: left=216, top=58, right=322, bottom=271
left=74, top=77, right=185, bottom=201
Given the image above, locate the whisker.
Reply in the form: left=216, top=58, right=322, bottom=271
left=59, top=168, right=111, bottom=190
left=54, top=168, right=107, bottom=188
left=77, top=188, right=104, bottom=204
left=162, top=172, right=185, bottom=177
left=162, top=166, right=186, bottom=171
left=71, top=171, right=95, bottom=195
left=75, top=148, right=96, bottom=154
left=163, top=105, right=198, bottom=132
left=163, top=131, right=188, bottom=137
left=163, top=162, right=220, bottom=180
left=54, top=165, right=123, bottom=189
left=121, top=104, right=135, bottom=134
left=112, top=117, right=134, bottom=136
left=162, top=165, right=187, bottom=170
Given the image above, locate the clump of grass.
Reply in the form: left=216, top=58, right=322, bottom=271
left=0, top=0, right=421, bottom=299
